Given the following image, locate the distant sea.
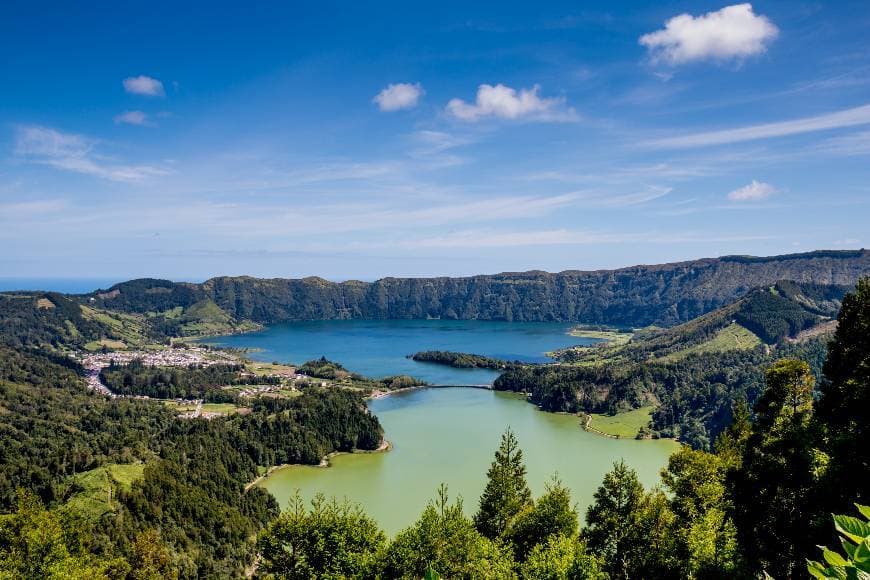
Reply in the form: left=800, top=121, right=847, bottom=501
left=0, top=278, right=124, bottom=294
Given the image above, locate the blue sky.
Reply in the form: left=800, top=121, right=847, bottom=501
left=1, top=1, right=869, bottom=281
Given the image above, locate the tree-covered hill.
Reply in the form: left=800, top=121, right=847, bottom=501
left=0, top=292, right=114, bottom=348
left=604, top=279, right=848, bottom=361
left=0, top=344, right=383, bottom=576
left=86, top=249, right=870, bottom=328
left=495, top=281, right=847, bottom=447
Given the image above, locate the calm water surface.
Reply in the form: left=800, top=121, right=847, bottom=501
left=207, top=319, right=596, bottom=384
left=261, top=388, right=680, bottom=535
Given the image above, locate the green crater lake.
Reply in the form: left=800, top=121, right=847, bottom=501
left=260, top=387, right=680, bottom=535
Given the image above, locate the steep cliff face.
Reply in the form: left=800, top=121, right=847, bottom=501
left=88, top=249, right=870, bottom=327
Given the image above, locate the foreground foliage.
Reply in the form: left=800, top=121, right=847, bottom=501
left=256, top=493, right=385, bottom=578
left=807, top=504, right=870, bottom=579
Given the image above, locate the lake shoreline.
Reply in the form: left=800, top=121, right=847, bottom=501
left=256, top=387, right=680, bottom=535
left=245, top=438, right=393, bottom=491
left=368, top=383, right=493, bottom=401
left=203, top=319, right=584, bottom=386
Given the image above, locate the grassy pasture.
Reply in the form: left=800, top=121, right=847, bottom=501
left=659, top=322, right=761, bottom=362
left=587, top=406, right=654, bottom=438
left=62, top=462, right=146, bottom=521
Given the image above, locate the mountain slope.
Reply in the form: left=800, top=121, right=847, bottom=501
left=495, top=281, right=848, bottom=447
left=87, top=249, right=870, bottom=328
left=556, top=280, right=847, bottom=364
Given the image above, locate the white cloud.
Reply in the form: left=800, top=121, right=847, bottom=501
left=646, top=103, right=870, bottom=148
left=640, top=3, right=778, bottom=65
left=727, top=180, right=776, bottom=201
left=122, top=75, right=165, bottom=96
left=114, top=110, right=149, bottom=126
left=373, top=83, right=424, bottom=111
left=446, top=84, right=577, bottom=122
left=14, top=125, right=168, bottom=182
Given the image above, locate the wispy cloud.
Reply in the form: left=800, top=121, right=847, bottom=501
left=727, top=180, right=776, bottom=201
left=114, top=110, right=150, bottom=126
left=122, top=75, right=164, bottom=96
left=408, top=130, right=472, bottom=168
left=390, top=228, right=774, bottom=249
left=646, top=103, right=870, bottom=148
left=446, top=84, right=577, bottom=122
left=569, top=186, right=672, bottom=208
left=640, top=3, right=778, bottom=65
left=373, top=83, right=424, bottom=111
left=13, top=125, right=168, bottom=182
left=0, top=199, right=68, bottom=218
left=817, top=130, right=870, bottom=156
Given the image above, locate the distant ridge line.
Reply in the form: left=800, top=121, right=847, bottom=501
left=82, top=249, right=870, bottom=328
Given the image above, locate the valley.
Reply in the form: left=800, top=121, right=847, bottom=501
left=0, top=251, right=868, bottom=578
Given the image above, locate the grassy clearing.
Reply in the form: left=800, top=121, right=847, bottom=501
left=246, top=361, right=297, bottom=377
left=106, top=463, right=146, bottom=490
left=201, top=403, right=239, bottom=414
left=659, top=322, right=761, bottom=362
left=163, top=400, right=198, bottom=413
left=62, top=462, right=145, bottom=521
left=587, top=406, right=654, bottom=438
left=568, top=326, right=634, bottom=346
left=80, top=304, right=150, bottom=346
left=84, top=338, right=128, bottom=351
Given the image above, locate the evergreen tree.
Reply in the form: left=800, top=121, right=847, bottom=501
left=508, top=475, right=578, bottom=562
left=257, top=493, right=385, bottom=579
left=383, top=484, right=515, bottom=579
left=731, top=359, right=822, bottom=578
left=713, top=398, right=752, bottom=469
left=618, top=489, right=680, bottom=579
left=815, top=277, right=870, bottom=518
left=474, top=428, right=533, bottom=539
left=583, top=460, right=644, bottom=578
left=519, top=535, right=606, bottom=580
left=661, top=447, right=739, bottom=578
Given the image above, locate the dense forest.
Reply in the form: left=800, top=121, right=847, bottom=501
left=495, top=338, right=829, bottom=448
left=0, top=292, right=109, bottom=348
left=0, top=345, right=383, bottom=577
left=493, top=280, right=844, bottom=447
left=86, top=250, right=869, bottom=329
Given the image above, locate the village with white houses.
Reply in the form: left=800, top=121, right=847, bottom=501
left=76, top=344, right=316, bottom=419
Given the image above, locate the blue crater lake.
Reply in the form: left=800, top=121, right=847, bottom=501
left=204, top=319, right=597, bottom=385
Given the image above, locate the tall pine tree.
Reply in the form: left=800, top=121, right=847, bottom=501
left=815, top=277, right=870, bottom=516
left=731, top=359, right=820, bottom=578
left=474, top=428, right=532, bottom=539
